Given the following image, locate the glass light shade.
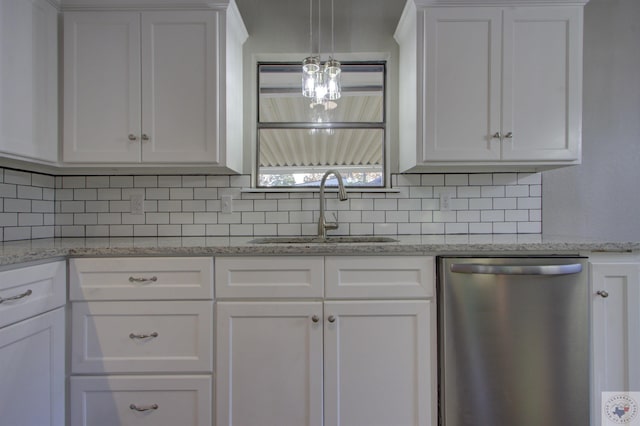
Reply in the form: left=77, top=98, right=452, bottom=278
left=302, top=56, right=321, bottom=98
left=324, top=58, right=341, bottom=78
left=313, top=71, right=328, bottom=103
left=324, top=58, right=341, bottom=100
left=302, top=56, right=320, bottom=74
left=302, top=72, right=316, bottom=98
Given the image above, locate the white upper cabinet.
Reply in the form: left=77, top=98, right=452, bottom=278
left=0, top=0, right=58, bottom=164
left=395, top=0, right=586, bottom=171
left=63, top=4, right=247, bottom=170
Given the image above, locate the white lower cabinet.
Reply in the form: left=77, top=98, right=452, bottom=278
left=216, top=301, right=324, bottom=426
left=70, top=375, right=211, bottom=426
left=215, top=255, right=437, bottom=426
left=323, top=300, right=433, bottom=426
left=0, top=308, right=65, bottom=426
left=0, top=261, right=66, bottom=426
left=68, top=257, right=214, bottom=426
left=590, top=254, right=640, bottom=426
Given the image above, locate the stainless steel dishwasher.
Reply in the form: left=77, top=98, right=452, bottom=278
left=437, top=256, right=589, bottom=426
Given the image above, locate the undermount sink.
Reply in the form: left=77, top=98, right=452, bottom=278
left=249, top=236, right=398, bottom=244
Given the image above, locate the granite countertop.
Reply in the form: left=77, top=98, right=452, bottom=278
left=1, top=235, right=638, bottom=267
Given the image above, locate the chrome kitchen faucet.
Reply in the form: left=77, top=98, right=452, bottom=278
left=318, top=170, right=348, bottom=239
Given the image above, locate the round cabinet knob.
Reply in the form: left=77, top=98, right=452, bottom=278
left=491, top=132, right=502, bottom=139
left=141, top=134, right=150, bottom=141
left=596, top=290, right=609, bottom=298
left=128, top=134, right=138, bottom=141
left=504, top=132, right=513, bottom=139
left=311, top=315, right=320, bottom=323
left=327, top=315, right=336, bottom=323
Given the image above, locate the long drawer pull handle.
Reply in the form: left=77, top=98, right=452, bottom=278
left=450, top=263, right=582, bottom=276
left=129, top=332, right=159, bottom=339
left=129, top=276, right=158, bottom=283
left=0, top=289, right=33, bottom=304
left=129, top=403, right=158, bottom=412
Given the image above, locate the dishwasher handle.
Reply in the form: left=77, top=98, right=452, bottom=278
left=450, top=263, right=583, bottom=276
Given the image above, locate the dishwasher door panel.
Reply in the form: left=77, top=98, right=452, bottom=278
left=438, top=257, right=589, bottom=426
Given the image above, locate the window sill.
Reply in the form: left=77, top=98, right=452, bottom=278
left=240, top=187, right=401, bottom=194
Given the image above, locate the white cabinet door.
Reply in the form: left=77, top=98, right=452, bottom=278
left=422, top=7, right=502, bottom=162
left=590, top=260, right=640, bottom=425
left=501, top=7, right=582, bottom=161
left=396, top=3, right=584, bottom=170
left=323, top=300, right=435, bottom=426
left=63, top=12, right=142, bottom=163
left=63, top=9, right=243, bottom=167
left=0, top=308, right=65, bottom=426
left=141, top=11, right=219, bottom=163
left=0, top=0, right=58, bottom=163
left=216, top=302, right=324, bottom=426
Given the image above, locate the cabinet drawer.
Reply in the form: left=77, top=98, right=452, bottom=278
left=215, top=256, right=324, bottom=299
left=71, top=301, right=212, bottom=374
left=69, top=257, right=213, bottom=301
left=325, top=256, right=435, bottom=299
left=0, top=261, right=66, bottom=328
left=70, top=375, right=211, bottom=426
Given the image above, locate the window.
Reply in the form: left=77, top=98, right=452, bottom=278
left=257, top=62, right=386, bottom=188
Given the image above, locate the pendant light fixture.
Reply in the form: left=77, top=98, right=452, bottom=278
left=302, top=0, right=341, bottom=104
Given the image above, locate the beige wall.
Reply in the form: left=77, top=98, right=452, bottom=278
left=543, top=0, right=640, bottom=239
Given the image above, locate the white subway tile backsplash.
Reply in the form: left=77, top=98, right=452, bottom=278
left=492, top=173, right=518, bottom=185
left=182, top=176, right=206, bottom=187
left=481, top=186, right=505, bottom=198
left=410, top=210, right=433, bottom=223
left=374, top=199, right=398, bottom=211
left=445, top=174, right=469, bottom=186
left=493, top=222, right=517, bottom=234
left=0, top=184, right=17, bottom=198
left=421, top=174, right=445, bottom=186
left=469, top=198, right=493, bottom=210
left=481, top=210, right=505, bottom=222
left=4, top=227, right=31, bottom=240
left=86, top=176, right=110, bottom=188
left=169, top=188, right=193, bottom=200
left=446, top=223, right=468, bottom=234
left=18, top=186, right=43, bottom=200
left=493, top=198, right=517, bottom=210
left=517, top=173, right=542, bottom=185
left=62, top=176, right=85, bottom=188
left=98, top=188, right=122, bottom=200
left=5, top=199, right=31, bottom=212
left=422, top=222, right=445, bottom=234
left=5, top=170, right=32, bottom=185
left=206, top=176, right=230, bottom=187
left=242, top=211, right=267, bottom=224
left=1, top=168, right=543, bottom=241
left=469, top=222, right=493, bottom=234
left=385, top=210, right=408, bottom=223
left=518, top=198, right=542, bottom=209
left=31, top=174, right=55, bottom=188
left=158, top=176, right=182, bottom=187
left=0, top=213, right=18, bottom=227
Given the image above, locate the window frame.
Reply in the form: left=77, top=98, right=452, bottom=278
left=255, top=60, right=387, bottom=189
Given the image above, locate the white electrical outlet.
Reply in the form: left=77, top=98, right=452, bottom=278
left=440, top=193, right=452, bottom=212
left=221, top=195, right=233, bottom=214
left=130, top=193, right=145, bottom=215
